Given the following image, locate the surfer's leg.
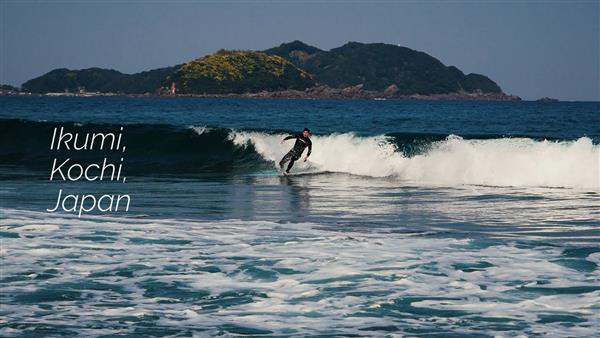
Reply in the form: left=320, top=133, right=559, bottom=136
left=286, top=158, right=296, bottom=172
left=285, top=153, right=301, bottom=173
left=279, top=151, right=293, bottom=169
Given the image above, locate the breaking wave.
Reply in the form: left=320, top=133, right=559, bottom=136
left=1, top=118, right=598, bottom=188
left=232, top=132, right=599, bottom=189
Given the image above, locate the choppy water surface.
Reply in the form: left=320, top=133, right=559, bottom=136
left=1, top=97, right=599, bottom=337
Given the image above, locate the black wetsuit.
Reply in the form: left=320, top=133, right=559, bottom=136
left=279, top=134, right=312, bottom=172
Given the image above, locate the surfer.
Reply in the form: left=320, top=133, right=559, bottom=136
left=279, top=128, right=312, bottom=175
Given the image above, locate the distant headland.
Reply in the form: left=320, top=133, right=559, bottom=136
left=2, top=41, right=521, bottom=100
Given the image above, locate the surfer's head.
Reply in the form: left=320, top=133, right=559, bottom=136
left=303, top=128, right=311, bottom=137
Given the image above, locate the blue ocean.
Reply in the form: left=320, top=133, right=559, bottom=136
left=1, top=96, right=599, bottom=337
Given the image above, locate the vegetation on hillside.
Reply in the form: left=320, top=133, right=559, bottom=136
left=22, top=67, right=177, bottom=94
left=0, top=84, right=20, bottom=91
left=169, top=50, right=314, bottom=94
left=265, top=41, right=502, bottom=94
left=264, top=40, right=322, bottom=66
left=459, top=73, right=501, bottom=93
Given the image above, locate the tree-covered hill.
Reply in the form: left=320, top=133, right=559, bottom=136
left=168, top=49, right=314, bottom=94
left=265, top=41, right=502, bottom=95
left=22, top=66, right=177, bottom=94
left=21, top=41, right=504, bottom=96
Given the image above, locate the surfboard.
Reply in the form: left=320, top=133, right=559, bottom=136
left=279, top=170, right=324, bottom=177
left=248, top=163, right=321, bottom=177
left=247, top=170, right=281, bottom=177
left=279, top=162, right=323, bottom=177
left=247, top=169, right=320, bottom=177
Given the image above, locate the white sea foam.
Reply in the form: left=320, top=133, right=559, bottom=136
left=231, top=131, right=600, bottom=188
left=1, top=208, right=598, bottom=337
left=190, top=125, right=210, bottom=135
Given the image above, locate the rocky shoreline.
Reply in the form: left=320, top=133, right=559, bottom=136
left=242, top=85, right=521, bottom=101
left=1, top=84, right=522, bottom=101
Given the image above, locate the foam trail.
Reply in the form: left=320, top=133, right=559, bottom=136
left=2, top=208, right=599, bottom=337
left=231, top=132, right=600, bottom=189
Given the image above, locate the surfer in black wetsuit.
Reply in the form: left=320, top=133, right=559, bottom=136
left=279, top=128, right=312, bottom=175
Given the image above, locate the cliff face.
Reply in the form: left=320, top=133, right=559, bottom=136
left=21, top=41, right=507, bottom=98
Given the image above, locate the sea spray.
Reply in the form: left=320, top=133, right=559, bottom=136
left=398, top=135, right=599, bottom=188
left=232, top=131, right=600, bottom=189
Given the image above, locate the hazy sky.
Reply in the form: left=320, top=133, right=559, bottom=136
left=1, top=1, right=598, bottom=101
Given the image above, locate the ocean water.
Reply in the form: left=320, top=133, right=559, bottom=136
left=1, top=97, right=599, bottom=337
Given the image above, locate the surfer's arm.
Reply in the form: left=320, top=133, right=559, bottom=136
left=281, top=134, right=299, bottom=144
left=304, top=140, right=312, bottom=161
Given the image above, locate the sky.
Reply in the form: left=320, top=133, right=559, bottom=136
left=1, top=1, right=598, bottom=101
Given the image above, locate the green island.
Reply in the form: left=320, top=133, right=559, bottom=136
left=9, top=41, right=520, bottom=100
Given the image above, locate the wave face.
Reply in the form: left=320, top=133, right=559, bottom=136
left=0, top=119, right=270, bottom=174
left=1, top=119, right=599, bottom=188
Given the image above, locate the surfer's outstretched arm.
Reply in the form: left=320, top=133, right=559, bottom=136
left=281, top=134, right=298, bottom=143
